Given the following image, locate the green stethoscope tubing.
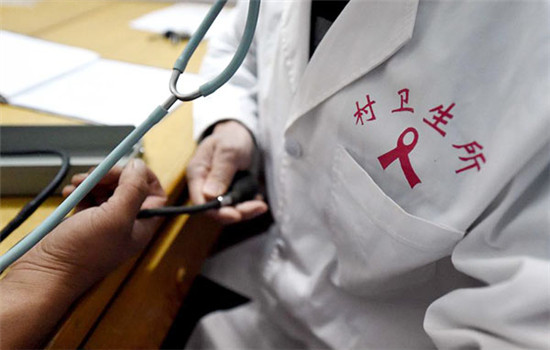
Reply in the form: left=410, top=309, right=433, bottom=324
left=0, top=0, right=261, bottom=272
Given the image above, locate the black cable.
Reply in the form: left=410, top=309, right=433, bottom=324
left=138, top=200, right=221, bottom=218
left=0, top=150, right=70, bottom=241
left=0, top=152, right=256, bottom=235
left=138, top=171, right=259, bottom=219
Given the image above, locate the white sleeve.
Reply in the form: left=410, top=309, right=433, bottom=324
left=424, top=145, right=550, bottom=349
left=192, top=0, right=258, bottom=140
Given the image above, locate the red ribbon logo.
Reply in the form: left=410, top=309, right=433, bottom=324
left=378, top=127, right=421, bottom=188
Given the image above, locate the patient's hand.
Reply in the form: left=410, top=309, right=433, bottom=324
left=0, top=159, right=166, bottom=349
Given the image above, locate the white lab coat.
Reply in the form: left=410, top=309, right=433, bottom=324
left=189, top=0, right=550, bottom=348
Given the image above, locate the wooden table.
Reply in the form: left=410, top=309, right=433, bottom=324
left=0, top=2, right=221, bottom=348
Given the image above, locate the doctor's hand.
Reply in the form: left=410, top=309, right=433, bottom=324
left=0, top=159, right=166, bottom=349
left=187, top=120, right=268, bottom=225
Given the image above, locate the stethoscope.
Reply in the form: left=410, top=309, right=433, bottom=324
left=0, top=0, right=261, bottom=271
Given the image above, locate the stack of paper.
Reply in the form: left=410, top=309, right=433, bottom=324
left=130, top=2, right=233, bottom=40
left=0, top=30, right=201, bottom=126
left=0, top=31, right=99, bottom=101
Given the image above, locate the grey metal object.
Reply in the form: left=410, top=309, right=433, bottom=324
left=218, top=195, right=232, bottom=207
left=0, top=125, right=141, bottom=196
left=161, top=94, right=179, bottom=110
left=169, top=70, right=202, bottom=101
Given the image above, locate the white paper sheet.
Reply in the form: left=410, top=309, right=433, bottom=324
left=130, top=3, right=233, bottom=40
left=0, top=31, right=99, bottom=100
left=11, top=59, right=202, bottom=126
left=0, top=1, right=40, bottom=7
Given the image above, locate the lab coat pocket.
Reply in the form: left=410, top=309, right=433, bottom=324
left=328, top=145, right=464, bottom=296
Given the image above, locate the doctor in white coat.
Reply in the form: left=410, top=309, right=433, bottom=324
left=186, top=0, right=550, bottom=348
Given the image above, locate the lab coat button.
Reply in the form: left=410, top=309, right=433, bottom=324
left=284, top=138, right=302, bottom=158
left=275, top=239, right=286, bottom=258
